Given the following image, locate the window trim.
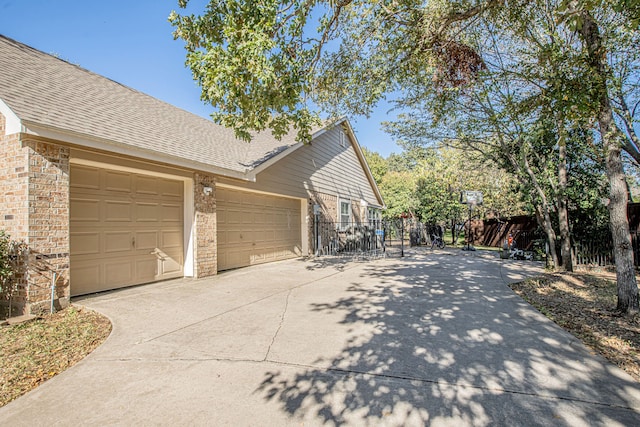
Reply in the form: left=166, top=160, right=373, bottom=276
left=338, top=198, right=351, bottom=230
left=368, top=207, right=381, bottom=227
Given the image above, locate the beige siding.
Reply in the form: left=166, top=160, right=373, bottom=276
left=218, top=126, right=381, bottom=206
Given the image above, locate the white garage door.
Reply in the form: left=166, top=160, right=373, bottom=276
left=70, top=164, right=184, bottom=296
left=217, top=187, right=302, bottom=271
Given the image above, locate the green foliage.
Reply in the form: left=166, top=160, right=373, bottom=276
left=378, top=170, right=419, bottom=219
left=0, top=230, right=28, bottom=317
left=0, top=231, right=12, bottom=286
left=170, top=0, right=324, bottom=141
left=361, top=147, right=388, bottom=183
left=362, top=145, right=526, bottom=222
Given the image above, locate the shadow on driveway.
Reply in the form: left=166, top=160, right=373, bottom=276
left=258, top=250, right=640, bottom=425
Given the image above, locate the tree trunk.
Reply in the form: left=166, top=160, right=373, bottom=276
left=534, top=205, right=559, bottom=268
left=556, top=118, right=573, bottom=271
left=451, top=218, right=458, bottom=244
left=606, top=138, right=639, bottom=313
left=520, top=149, right=560, bottom=269
left=580, top=9, right=639, bottom=314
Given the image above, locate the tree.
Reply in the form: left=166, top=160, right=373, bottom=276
left=378, top=171, right=419, bottom=219
left=171, top=0, right=639, bottom=313
left=361, top=147, right=388, bottom=183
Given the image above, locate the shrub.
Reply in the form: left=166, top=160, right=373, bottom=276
left=0, top=230, right=28, bottom=318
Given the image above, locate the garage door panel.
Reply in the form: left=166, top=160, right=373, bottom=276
left=135, top=258, right=156, bottom=280
left=162, top=258, right=182, bottom=275
left=217, top=187, right=301, bottom=271
left=71, top=165, right=101, bottom=189
left=161, top=179, right=183, bottom=198
left=226, top=249, right=251, bottom=268
left=227, top=232, right=245, bottom=245
left=161, top=204, right=182, bottom=222
left=105, top=259, right=135, bottom=285
left=71, top=263, right=101, bottom=295
left=137, top=203, right=160, bottom=221
left=71, top=232, right=100, bottom=255
left=136, top=175, right=159, bottom=195
left=159, top=248, right=183, bottom=275
left=227, top=208, right=243, bottom=224
left=104, top=231, right=133, bottom=253
left=161, top=230, right=182, bottom=248
left=135, top=231, right=158, bottom=251
left=105, top=200, right=132, bottom=222
left=241, top=211, right=254, bottom=224
left=71, top=165, right=184, bottom=296
left=70, top=198, right=100, bottom=222
left=105, top=171, right=132, bottom=192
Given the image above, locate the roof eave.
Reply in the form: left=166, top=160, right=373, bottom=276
left=20, top=120, right=255, bottom=182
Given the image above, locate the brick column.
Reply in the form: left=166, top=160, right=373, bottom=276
left=24, top=139, right=70, bottom=315
left=193, top=173, right=217, bottom=277
left=0, top=133, right=70, bottom=316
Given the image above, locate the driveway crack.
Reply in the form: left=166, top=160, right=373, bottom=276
left=263, top=288, right=292, bottom=361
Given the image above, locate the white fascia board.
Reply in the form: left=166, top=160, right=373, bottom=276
left=20, top=120, right=255, bottom=182
left=0, top=98, right=23, bottom=135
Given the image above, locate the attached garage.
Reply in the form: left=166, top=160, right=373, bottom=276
left=216, top=187, right=302, bottom=271
left=1, top=36, right=386, bottom=316
left=70, top=164, right=185, bottom=296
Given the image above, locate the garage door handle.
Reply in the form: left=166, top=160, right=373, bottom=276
left=132, top=237, right=135, bottom=248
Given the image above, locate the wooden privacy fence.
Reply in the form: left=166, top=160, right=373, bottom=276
left=571, top=231, right=640, bottom=268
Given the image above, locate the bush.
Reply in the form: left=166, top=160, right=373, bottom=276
left=0, top=230, right=28, bottom=318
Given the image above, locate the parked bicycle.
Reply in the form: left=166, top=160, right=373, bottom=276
left=431, top=234, right=445, bottom=249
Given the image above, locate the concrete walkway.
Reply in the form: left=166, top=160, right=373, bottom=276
left=2, top=249, right=640, bottom=426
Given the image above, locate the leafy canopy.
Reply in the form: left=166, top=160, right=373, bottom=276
left=170, top=0, right=500, bottom=141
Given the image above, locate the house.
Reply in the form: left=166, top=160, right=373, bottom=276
left=0, top=35, right=384, bottom=316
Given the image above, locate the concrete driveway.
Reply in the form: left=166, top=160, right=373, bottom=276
left=2, top=249, right=640, bottom=426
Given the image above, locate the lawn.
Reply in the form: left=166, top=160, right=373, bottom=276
left=0, top=306, right=111, bottom=407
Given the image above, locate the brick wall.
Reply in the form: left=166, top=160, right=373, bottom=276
left=0, top=129, right=70, bottom=316
left=0, top=114, right=30, bottom=316
left=24, top=139, right=70, bottom=315
left=309, top=192, right=338, bottom=223
left=308, top=192, right=338, bottom=255
left=194, top=173, right=217, bottom=277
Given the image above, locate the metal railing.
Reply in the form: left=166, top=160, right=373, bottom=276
left=313, top=220, right=387, bottom=258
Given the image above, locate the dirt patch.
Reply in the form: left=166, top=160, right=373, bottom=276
left=510, top=272, right=640, bottom=382
left=0, top=306, right=111, bottom=407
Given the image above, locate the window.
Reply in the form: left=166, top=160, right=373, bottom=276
left=340, top=200, right=351, bottom=229
left=368, top=207, right=381, bottom=227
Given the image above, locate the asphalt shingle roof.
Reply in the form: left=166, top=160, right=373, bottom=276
left=0, top=35, right=299, bottom=175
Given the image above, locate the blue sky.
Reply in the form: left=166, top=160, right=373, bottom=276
left=0, top=0, right=401, bottom=157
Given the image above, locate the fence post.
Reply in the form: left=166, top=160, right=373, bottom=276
left=401, top=219, right=405, bottom=257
